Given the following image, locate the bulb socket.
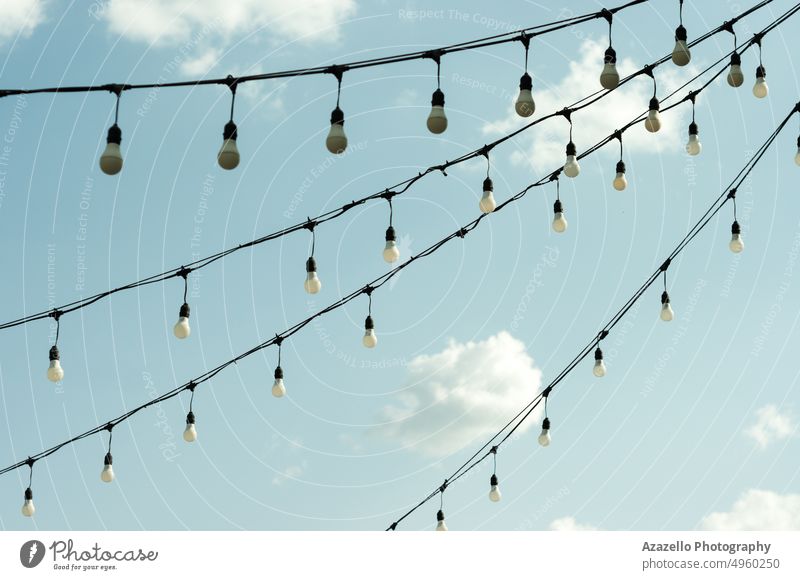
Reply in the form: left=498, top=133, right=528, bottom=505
left=730, top=51, right=741, bottom=66
left=437, top=509, right=445, bottom=522
left=186, top=411, right=195, bottom=425
left=330, top=107, right=345, bottom=125
left=615, top=160, right=625, bottom=174
left=25, top=487, right=33, bottom=501
left=274, top=365, right=284, bottom=380
left=106, top=124, right=122, bottom=145
left=385, top=226, right=396, bottom=242
left=594, top=347, right=603, bottom=361
left=604, top=46, right=617, bottom=64
left=688, top=122, right=699, bottom=136
left=49, top=345, right=60, bottom=361
left=179, top=302, right=190, bottom=318
left=365, top=315, right=374, bottom=330
left=553, top=199, right=563, bottom=214
left=661, top=290, right=670, bottom=305
left=755, top=65, right=766, bottom=79
left=649, top=97, right=660, bottom=112
left=797, top=135, right=800, bottom=148
left=519, top=72, right=533, bottom=91
left=483, top=177, right=493, bottom=192
left=431, top=88, right=445, bottom=107
left=542, top=417, right=551, bottom=430
left=306, top=256, right=317, bottom=273
left=490, top=474, right=498, bottom=486
left=675, top=25, right=688, bottom=41
left=565, top=141, right=577, bottom=156
left=104, top=452, right=113, bottom=466
left=731, top=220, right=741, bottom=235
left=222, top=120, right=238, bottom=141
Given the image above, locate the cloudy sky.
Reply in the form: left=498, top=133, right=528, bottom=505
left=0, top=0, right=798, bottom=531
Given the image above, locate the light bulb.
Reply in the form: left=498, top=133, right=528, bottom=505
left=645, top=97, right=661, bottom=133
left=427, top=89, right=448, bottom=134
left=593, top=347, right=606, bottom=378
left=729, top=220, right=744, bottom=253
left=47, top=345, right=64, bottom=382
left=100, top=452, right=115, bottom=483
left=600, top=47, right=619, bottom=89
left=727, top=52, right=744, bottom=87
left=753, top=66, right=768, bottom=98
left=479, top=177, right=496, bottom=213
left=563, top=141, right=580, bottom=178
left=183, top=411, right=197, bottom=442
left=795, top=137, right=800, bottom=165
left=489, top=474, right=502, bottom=502
left=217, top=121, right=240, bottom=170
left=686, top=122, right=701, bottom=156
left=435, top=510, right=447, bottom=531
left=304, top=257, right=322, bottom=294
left=173, top=302, right=191, bottom=339
left=613, top=160, right=627, bottom=191
left=272, top=366, right=286, bottom=398
left=383, top=226, right=400, bottom=263
left=660, top=291, right=674, bottom=322
left=363, top=315, right=377, bottom=348
left=326, top=107, right=348, bottom=154
left=515, top=73, right=535, bottom=117
left=538, top=417, right=551, bottom=447
left=672, top=25, right=691, bottom=66
left=552, top=199, right=567, bottom=233
left=99, top=124, right=123, bottom=175
left=21, top=488, right=35, bottom=517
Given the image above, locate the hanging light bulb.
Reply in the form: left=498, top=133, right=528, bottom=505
left=435, top=509, right=448, bottom=531
left=686, top=122, right=702, bottom=156
left=515, top=73, right=535, bottom=117
left=645, top=97, right=661, bottom=133
left=383, top=226, right=400, bottom=263
left=47, top=345, right=64, bottom=382
left=613, top=160, right=627, bottom=191
left=489, top=474, right=502, bottom=502
left=183, top=411, right=197, bottom=442
left=729, top=220, right=744, bottom=253
left=479, top=177, right=497, bottom=213
left=217, top=121, right=240, bottom=170
left=21, top=488, right=35, bottom=517
left=672, top=25, right=691, bottom=66
left=563, top=141, right=580, bottom=178
left=600, top=47, right=619, bottom=90
left=538, top=417, right=551, bottom=447
left=660, top=291, right=675, bottom=322
left=363, top=315, right=377, bottom=348
left=427, top=89, right=448, bottom=134
left=552, top=199, right=568, bottom=233
left=326, top=107, right=348, bottom=154
left=272, top=366, right=286, bottom=398
left=593, top=347, right=607, bottom=377
left=753, top=66, right=768, bottom=98
left=100, top=452, right=115, bottom=483
left=173, top=302, right=191, bottom=339
left=727, top=52, right=744, bottom=87
left=795, top=136, right=800, bottom=166
left=99, top=124, right=123, bottom=175
left=304, top=257, right=322, bottom=294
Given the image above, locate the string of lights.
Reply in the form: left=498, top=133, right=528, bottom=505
left=0, top=0, right=785, bottom=372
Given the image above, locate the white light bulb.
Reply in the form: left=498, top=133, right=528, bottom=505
left=479, top=178, right=496, bottom=213
left=21, top=489, right=35, bottom=517
left=552, top=199, right=567, bottom=233
left=727, top=53, right=744, bottom=87
left=660, top=303, right=675, bottom=322
left=173, top=302, right=191, bottom=339
left=686, top=133, right=702, bottom=156
left=645, top=98, right=661, bottom=133
left=538, top=428, right=551, bottom=447
left=362, top=329, right=378, bottom=348
left=326, top=107, right=348, bottom=154
left=794, top=146, right=800, bottom=166
left=729, top=221, right=744, bottom=253
left=489, top=475, right=502, bottom=502
left=563, top=142, right=580, bottom=178
left=383, top=241, right=399, bottom=263
left=593, top=359, right=607, bottom=378
left=99, top=124, right=123, bottom=176
left=47, top=346, right=63, bottom=382
left=600, top=47, right=619, bottom=89
left=427, top=89, right=448, bottom=134
left=304, top=257, right=321, bottom=294
left=612, top=161, right=627, bottom=191
left=272, top=366, right=286, bottom=398
left=672, top=26, right=691, bottom=66
left=100, top=453, right=114, bottom=483
left=436, top=510, right=447, bottom=531
left=753, top=66, right=768, bottom=98
left=515, top=73, right=535, bottom=117
left=217, top=121, right=240, bottom=170
left=183, top=412, right=197, bottom=442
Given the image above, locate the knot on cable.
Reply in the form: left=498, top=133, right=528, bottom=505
left=274, top=335, right=284, bottom=347
left=177, top=266, right=191, bottom=279
left=598, top=329, right=609, bottom=341
left=186, top=381, right=196, bottom=393
left=519, top=32, right=531, bottom=49
left=439, top=479, right=448, bottom=493
left=727, top=188, right=737, bottom=200
left=557, top=107, right=573, bottom=122
left=223, top=75, right=239, bottom=92
left=303, top=219, right=317, bottom=232
left=326, top=65, right=349, bottom=81
left=599, top=8, right=612, bottom=24
left=381, top=190, right=397, bottom=201
left=363, top=285, right=374, bottom=297
left=659, top=258, right=671, bottom=272
left=423, top=49, right=444, bottom=63
left=105, top=422, right=114, bottom=433
left=49, top=309, right=63, bottom=321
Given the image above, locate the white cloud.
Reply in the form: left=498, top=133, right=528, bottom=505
left=549, top=516, right=598, bottom=531
left=483, top=38, right=698, bottom=172
left=701, top=489, right=800, bottom=530
left=272, top=461, right=308, bottom=485
left=372, top=331, right=542, bottom=457
left=179, top=48, right=222, bottom=76
left=1, top=0, right=46, bottom=46
left=745, top=404, right=795, bottom=449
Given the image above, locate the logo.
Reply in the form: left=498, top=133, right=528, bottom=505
left=20, top=540, right=46, bottom=568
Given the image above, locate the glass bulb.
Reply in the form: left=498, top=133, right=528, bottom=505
left=515, top=89, right=535, bottom=117
left=436, top=520, right=448, bottom=532
left=538, top=429, right=551, bottom=447
left=173, top=317, right=190, bottom=339
left=593, top=359, right=606, bottom=378
left=729, top=233, right=744, bottom=253
left=383, top=240, right=400, bottom=263
left=326, top=124, right=347, bottom=154
left=427, top=105, right=448, bottom=134
left=645, top=110, right=661, bottom=133
left=304, top=272, right=322, bottom=294
left=660, top=303, right=675, bottom=322
left=100, top=464, right=115, bottom=483
left=21, top=499, right=35, bottom=517
left=686, top=134, right=702, bottom=156
left=183, top=423, right=197, bottom=443
left=99, top=143, right=123, bottom=175
left=479, top=190, right=497, bottom=213
left=47, top=360, right=64, bottom=382
left=753, top=77, right=768, bottom=98
left=613, top=172, right=627, bottom=191
left=794, top=148, right=800, bottom=166
left=672, top=40, right=691, bottom=66
left=489, top=485, right=502, bottom=502
left=217, top=138, right=240, bottom=170
left=272, top=378, right=286, bottom=398
left=727, top=65, right=744, bottom=87
left=563, top=155, right=580, bottom=178
left=552, top=212, right=568, bottom=233
left=600, top=63, right=619, bottom=90
left=363, top=329, right=377, bottom=348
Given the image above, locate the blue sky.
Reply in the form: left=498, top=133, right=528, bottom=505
left=0, top=0, right=799, bottom=531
